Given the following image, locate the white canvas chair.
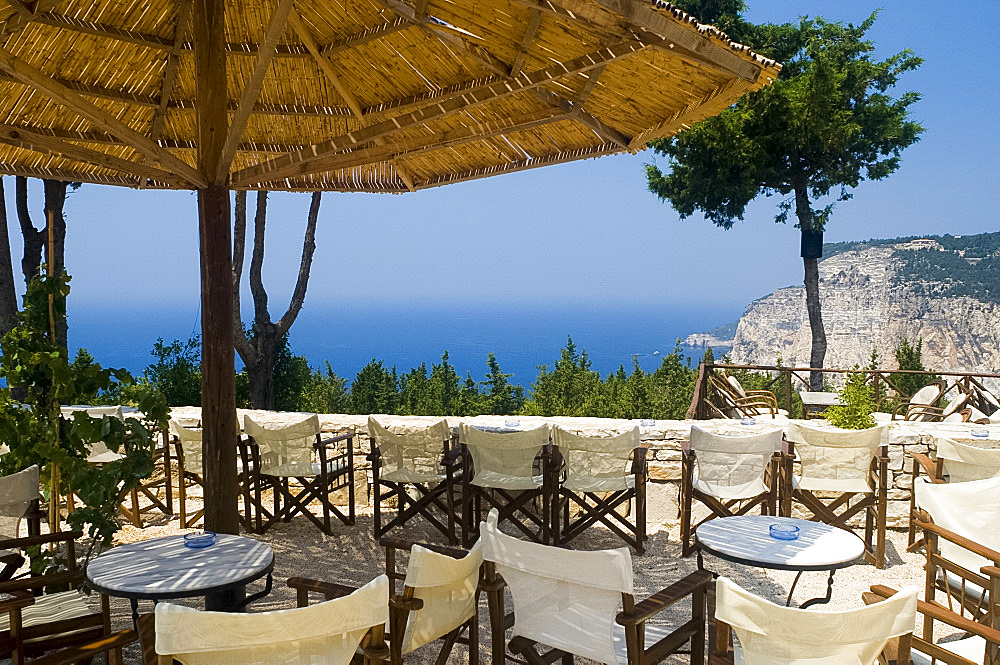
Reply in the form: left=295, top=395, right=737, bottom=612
left=169, top=419, right=205, bottom=529
left=243, top=414, right=355, bottom=535
left=0, top=465, right=40, bottom=580
left=368, top=417, right=461, bottom=545
left=713, top=576, right=917, bottom=665
left=781, top=421, right=889, bottom=568
left=550, top=425, right=647, bottom=554
left=155, top=575, right=390, bottom=665
left=865, top=583, right=1000, bottom=665
left=459, top=424, right=553, bottom=544
left=381, top=535, right=483, bottom=664
left=908, top=437, right=1000, bottom=548
left=481, top=509, right=711, bottom=665
left=912, top=476, right=1000, bottom=626
left=680, top=426, right=783, bottom=557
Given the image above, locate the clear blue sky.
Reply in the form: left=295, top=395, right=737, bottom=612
left=6, top=0, right=999, bottom=326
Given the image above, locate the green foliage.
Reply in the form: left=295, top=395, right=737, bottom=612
left=646, top=9, right=923, bottom=233
left=349, top=360, right=399, bottom=415
left=825, top=369, right=877, bottom=429
left=0, top=273, right=168, bottom=545
left=297, top=362, right=349, bottom=414
left=272, top=335, right=311, bottom=412
left=523, top=337, right=600, bottom=416
left=481, top=353, right=525, bottom=415
left=144, top=336, right=201, bottom=407
left=893, top=338, right=939, bottom=397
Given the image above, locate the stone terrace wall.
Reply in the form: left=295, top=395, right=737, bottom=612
left=170, top=408, right=966, bottom=529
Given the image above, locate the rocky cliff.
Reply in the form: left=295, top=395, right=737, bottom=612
left=727, top=236, right=1000, bottom=373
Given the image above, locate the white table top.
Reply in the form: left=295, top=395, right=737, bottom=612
left=86, top=534, right=274, bottom=600
left=800, top=392, right=844, bottom=407
left=695, top=515, right=865, bottom=571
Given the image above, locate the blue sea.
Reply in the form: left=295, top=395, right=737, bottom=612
left=66, top=302, right=738, bottom=387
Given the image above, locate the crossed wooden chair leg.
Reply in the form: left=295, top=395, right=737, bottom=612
left=373, top=479, right=459, bottom=545
left=554, top=487, right=646, bottom=554
left=466, top=487, right=550, bottom=546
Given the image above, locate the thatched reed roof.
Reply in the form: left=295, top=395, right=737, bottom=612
left=0, top=0, right=780, bottom=193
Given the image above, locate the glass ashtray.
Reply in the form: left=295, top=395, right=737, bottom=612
left=184, top=531, right=217, bottom=549
left=640, top=419, right=655, bottom=427
left=971, top=428, right=990, bottom=438
left=740, top=417, right=756, bottom=426
left=504, top=419, right=520, bottom=428
left=769, top=523, right=800, bottom=540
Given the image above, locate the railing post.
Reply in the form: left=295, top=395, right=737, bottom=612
left=873, top=372, right=880, bottom=408
left=784, top=369, right=793, bottom=416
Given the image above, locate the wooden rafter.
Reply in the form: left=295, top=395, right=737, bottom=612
left=0, top=161, right=151, bottom=187
left=0, top=0, right=54, bottom=40
left=287, top=7, right=415, bottom=191
left=510, top=8, right=541, bottom=76
left=3, top=0, right=32, bottom=20
left=229, top=39, right=644, bottom=187
left=321, top=16, right=409, bottom=56
left=0, top=125, right=304, bottom=152
left=0, top=124, right=186, bottom=186
left=627, top=76, right=748, bottom=150
left=576, top=63, right=605, bottom=103
left=0, top=46, right=206, bottom=187
left=216, top=0, right=294, bottom=183
left=141, top=0, right=191, bottom=188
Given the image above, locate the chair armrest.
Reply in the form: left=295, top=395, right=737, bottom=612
left=442, top=445, right=464, bottom=465
left=616, top=570, right=713, bottom=627
left=909, top=453, right=943, bottom=482
left=318, top=433, right=354, bottom=446
left=25, top=629, right=139, bottom=665
left=0, top=569, right=84, bottom=594
left=379, top=536, right=469, bottom=559
left=389, top=594, right=424, bottom=611
left=0, top=590, right=34, bottom=614
left=0, top=530, right=83, bottom=550
left=870, top=584, right=1000, bottom=644
left=286, top=577, right=357, bottom=600
left=915, top=519, right=1000, bottom=563
left=630, top=446, right=648, bottom=475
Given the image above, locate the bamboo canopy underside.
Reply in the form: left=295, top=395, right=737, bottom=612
left=0, top=0, right=780, bottom=193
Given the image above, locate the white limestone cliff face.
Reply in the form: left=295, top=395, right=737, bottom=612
left=729, top=243, right=1000, bottom=373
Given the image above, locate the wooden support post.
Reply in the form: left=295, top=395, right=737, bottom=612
left=195, top=0, right=238, bottom=535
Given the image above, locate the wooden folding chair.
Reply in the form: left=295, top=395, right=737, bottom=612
left=459, top=424, right=553, bottom=545
left=0, top=531, right=116, bottom=664
left=368, top=417, right=461, bottom=545
left=780, top=421, right=889, bottom=568
left=708, top=374, right=782, bottom=419
left=711, top=576, right=916, bottom=665
left=912, top=476, right=1000, bottom=627
left=866, top=583, right=1000, bottom=665
left=550, top=425, right=647, bottom=554
left=0, top=466, right=42, bottom=582
left=381, top=535, right=482, bottom=664
left=891, top=380, right=946, bottom=420
left=121, top=417, right=175, bottom=527
left=242, top=414, right=355, bottom=535
left=481, top=509, right=711, bottom=665
left=680, top=425, right=783, bottom=557
left=908, top=437, right=1000, bottom=549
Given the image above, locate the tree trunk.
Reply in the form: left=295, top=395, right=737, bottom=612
left=0, top=178, right=18, bottom=336
left=43, top=179, right=68, bottom=350
left=15, top=176, right=43, bottom=285
left=246, top=331, right=277, bottom=409
left=794, top=180, right=826, bottom=390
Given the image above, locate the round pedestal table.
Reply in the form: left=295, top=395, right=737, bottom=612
left=695, top=515, right=865, bottom=608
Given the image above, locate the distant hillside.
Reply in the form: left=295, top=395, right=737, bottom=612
left=720, top=231, right=1000, bottom=373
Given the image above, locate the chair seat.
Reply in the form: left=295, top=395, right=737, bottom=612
left=793, top=474, right=872, bottom=494
left=911, top=635, right=984, bottom=665
left=611, top=622, right=675, bottom=665
left=693, top=476, right=768, bottom=501
left=0, top=590, right=92, bottom=634
left=563, top=475, right=634, bottom=493
left=472, top=470, right=543, bottom=491
left=381, top=468, right=446, bottom=484
left=263, top=461, right=346, bottom=478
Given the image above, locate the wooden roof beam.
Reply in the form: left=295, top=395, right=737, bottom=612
left=0, top=0, right=54, bottom=40
left=0, top=124, right=186, bottom=186
left=321, top=16, right=410, bottom=56
left=288, top=7, right=416, bottom=191
left=1, top=125, right=302, bottom=152
left=3, top=0, right=33, bottom=20
left=215, top=0, right=294, bottom=183
left=0, top=161, right=153, bottom=187
left=510, top=8, right=542, bottom=76
left=0, top=46, right=206, bottom=187
left=230, top=39, right=645, bottom=187
left=141, top=0, right=191, bottom=188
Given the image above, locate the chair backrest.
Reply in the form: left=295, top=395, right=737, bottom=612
left=914, top=476, right=1000, bottom=576
left=459, top=424, right=550, bottom=486
left=0, top=465, right=39, bottom=539
left=935, top=437, right=1000, bottom=483
left=244, top=414, right=320, bottom=477
left=715, top=576, right=917, bottom=665
left=60, top=405, right=125, bottom=421
left=727, top=375, right=748, bottom=398
left=169, top=419, right=204, bottom=475
left=941, top=392, right=970, bottom=419
left=481, top=509, right=632, bottom=664
left=400, top=539, right=483, bottom=654
left=785, top=422, right=886, bottom=493
left=909, top=383, right=943, bottom=409
left=367, top=417, right=450, bottom=481
left=551, top=426, right=640, bottom=491
left=155, top=575, right=389, bottom=665
left=688, top=426, right=782, bottom=499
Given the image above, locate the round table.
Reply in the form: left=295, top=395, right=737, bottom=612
left=86, top=534, right=274, bottom=622
left=695, top=515, right=865, bottom=608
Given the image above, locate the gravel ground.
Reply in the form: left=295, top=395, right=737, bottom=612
left=90, top=488, right=930, bottom=665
